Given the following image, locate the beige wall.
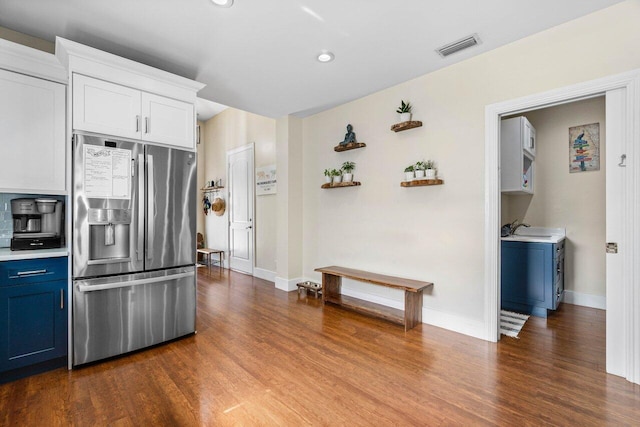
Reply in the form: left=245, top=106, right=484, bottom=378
left=0, top=26, right=54, bottom=53
left=200, top=108, right=277, bottom=272
left=503, top=97, right=606, bottom=297
left=301, top=1, right=640, bottom=327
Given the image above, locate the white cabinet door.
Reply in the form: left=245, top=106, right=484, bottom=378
left=0, top=69, right=66, bottom=193
left=73, top=74, right=142, bottom=140
left=523, top=117, right=536, bottom=158
left=141, top=93, right=194, bottom=149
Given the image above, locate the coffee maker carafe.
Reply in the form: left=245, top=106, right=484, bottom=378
left=11, top=198, right=64, bottom=250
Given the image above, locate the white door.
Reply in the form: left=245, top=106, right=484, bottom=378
left=141, top=92, right=194, bottom=148
left=227, top=144, right=254, bottom=274
left=73, top=74, right=142, bottom=139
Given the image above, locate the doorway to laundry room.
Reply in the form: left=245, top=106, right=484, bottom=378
left=498, top=96, right=607, bottom=370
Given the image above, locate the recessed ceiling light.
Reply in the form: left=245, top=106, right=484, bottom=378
left=211, top=0, right=233, bottom=7
left=317, top=51, right=334, bottom=63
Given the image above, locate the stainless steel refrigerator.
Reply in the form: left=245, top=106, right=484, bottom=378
left=72, top=133, right=197, bottom=366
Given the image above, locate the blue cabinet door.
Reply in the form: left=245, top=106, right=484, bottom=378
left=501, top=241, right=555, bottom=316
left=0, top=280, right=68, bottom=373
left=0, top=257, right=68, bottom=377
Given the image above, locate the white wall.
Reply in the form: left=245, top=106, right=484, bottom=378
left=504, top=97, right=606, bottom=298
left=301, top=1, right=640, bottom=334
left=200, top=108, right=277, bottom=272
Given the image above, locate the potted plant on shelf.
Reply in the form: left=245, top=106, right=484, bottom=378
left=396, top=100, right=412, bottom=122
left=414, top=161, right=427, bottom=179
left=341, top=161, right=355, bottom=183
left=404, top=165, right=415, bottom=181
left=330, top=168, right=342, bottom=184
left=323, top=168, right=332, bottom=184
left=425, top=160, right=437, bottom=179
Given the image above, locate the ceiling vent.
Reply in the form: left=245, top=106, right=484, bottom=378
left=436, top=34, right=481, bottom=58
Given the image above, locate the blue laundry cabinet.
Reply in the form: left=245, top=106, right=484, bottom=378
left=0, top=257, right=68, bottom=382
left=501, top=240, right=564, bottom=318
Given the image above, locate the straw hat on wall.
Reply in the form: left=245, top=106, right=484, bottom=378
left=212, top=198, right=226, bottom=216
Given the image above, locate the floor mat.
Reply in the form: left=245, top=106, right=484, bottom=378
left=500, top=310, right=529, bottom=338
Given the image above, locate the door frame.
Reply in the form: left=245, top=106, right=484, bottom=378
left=484, top=69, right=640, bottom=384
left=226, top=143, right=255, bottom=275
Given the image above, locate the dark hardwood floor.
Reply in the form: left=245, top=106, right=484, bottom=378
left=2, top=268, right=640, bottom=426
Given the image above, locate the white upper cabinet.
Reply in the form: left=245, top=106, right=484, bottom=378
left=73, top=74, right=194, bottom=148
left=141, top=92, right=194, bottom=148
left=0, top=69, right=66, bottom=194
left=57, top=38, right=204, bottom=150
left=73, top=74, right=142, bottom=140
left=501, top=116, right=536, bottom=195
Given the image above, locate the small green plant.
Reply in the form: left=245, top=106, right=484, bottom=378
left=425, top=160, right=435, bottom=169
left=323, top=168, right=331, bottom=177
left=396, top=100, right=412, bottom=114
left=330, top=168, right=342, bottom=177
left=415, top=161, right=427, bottom=171
left=404, top=165, right=415, bottom=173
left=341, top=161, right=356, bottom=174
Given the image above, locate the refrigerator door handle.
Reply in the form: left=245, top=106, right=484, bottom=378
left=76, top=271, right=194, bottom=293
left=147, top=154, right=155, bottom=260
left=137, top=154, right=145, bottom=261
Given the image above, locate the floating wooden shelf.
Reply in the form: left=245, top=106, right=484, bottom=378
left=201, top=186, right=224, bottom=193
left=321, top=181, right=362, bottom=189
left=391, top=121, right=422, bottom=132
left=334, top=142, right=366, bottom=152
left=400, top=179, right=444, bottom=187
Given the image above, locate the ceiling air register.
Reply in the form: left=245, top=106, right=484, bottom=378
left=436, top=34, right=481, bottom=57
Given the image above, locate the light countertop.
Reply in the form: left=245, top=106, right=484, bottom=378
left=501, top=227, right=566, bottom=244
left=0, top=247, right=69, bottom=261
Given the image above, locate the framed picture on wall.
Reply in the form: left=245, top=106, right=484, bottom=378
left=569, top=122, right=600, bottom=173
left=256, top=165, right=277, bottom=195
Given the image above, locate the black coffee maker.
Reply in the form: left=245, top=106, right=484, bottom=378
left=10, top=198, right=64, bottom=250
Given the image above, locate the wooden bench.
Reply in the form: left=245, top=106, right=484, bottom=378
left=314, top=266, right=433, bottom=331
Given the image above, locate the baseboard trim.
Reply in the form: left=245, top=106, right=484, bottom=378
left=422, top=307, right=487, bottom=340
left=337, top=287, right=487, bottom=340
left=254, top=267, right=276, bottom=283
left=275, top=276, right=302, bottom=292
left=563, top=290, right=606, bottom=310
left=341, top=288, right=403, bottom=310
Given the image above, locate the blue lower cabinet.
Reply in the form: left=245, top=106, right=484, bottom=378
left=501, top=241, right=564, bottom=318
left=0, top=257, right=68, bottom=382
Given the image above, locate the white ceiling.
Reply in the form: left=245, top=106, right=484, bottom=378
left=0, top=0, right=623, bottom=118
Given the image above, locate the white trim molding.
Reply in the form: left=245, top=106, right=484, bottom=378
left=0, top=38, right=67, bottom=83
left=485, top=68, right=640, bottom=384
left=275, top=276, right=302, bottom=292
left=55, top=37, right=204, bottom=102
left=563, top=291, right=606, bottom=310
left=422, top=308, right=487, bottom=341
left=254, top=267, right=276, bottom=283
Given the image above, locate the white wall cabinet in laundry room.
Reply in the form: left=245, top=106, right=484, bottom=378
left=0, top=68, right=66, bottom=194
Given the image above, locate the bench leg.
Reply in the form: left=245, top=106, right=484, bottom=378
left=322, top=273, right=341, bottom=304
left=404, top=290, right=424, bottom=331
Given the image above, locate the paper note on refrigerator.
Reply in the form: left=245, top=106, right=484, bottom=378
left=84, top=145, right=131, bottom=199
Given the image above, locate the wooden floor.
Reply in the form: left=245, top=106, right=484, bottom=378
left=2, top=269, right=640, bottom=426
